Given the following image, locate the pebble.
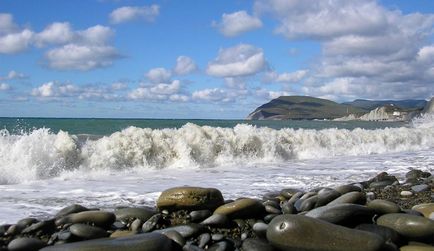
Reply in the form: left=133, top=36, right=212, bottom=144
left=267, top=214, right=384, bottom=251
left=56, top=204, right=89, bottom=218
left=142, top=214, right=161, bottom=233
left=241, top=238, right=275, bottom=251
left=401, top=191, right=414, bottom=197
left=214, top=198, right=265, bottom=219
left=367, top=199, right=401, bottom=214
left=411, top=184, right=430, bottom=193
left=376, top=213, right=434, bottom=240
left=412, top=203, right=434, bottom=219
left=189, top=210, right=212, bottom=222
left=305, top=203, right=374, bottom=225
left=162, top=230, right=186, bottom=247
left=198, top=233, right=211, bottom=248
left=69, top=223, right=109, bottom=239
left=8, top=237, right=47, bottom=251
left=157, top=187, right=224, bottom=211
left=154, top=223, right=205, bottom=238
left=114, top=207, right=155, bottom=222
left=56, top=211, right=116, bottom=229
left=200, top=214, right=228, bottom=226
left=327, top=191, right=366, bottom=206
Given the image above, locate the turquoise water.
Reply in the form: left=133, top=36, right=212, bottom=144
left=0, top=117, right=407, bottom=135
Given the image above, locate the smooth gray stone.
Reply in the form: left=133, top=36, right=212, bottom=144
left=267, top=215, right=384, bottom=251
left=300, top=192, right=317, bottom=200
left=242, top=238, right=275, bottom=251
left=157, top=187, right=224, bottom=211
left=214, top=198, right=265, bottom=219
left=57, top=230, right=73, bottom=241
left=253, top=222, right=268, bottom=238
left=154, top=223, right=205, bottom=238
left=162, top=230, right=186, bottom=247
left=411, top=184, right=429, bottom=193
left=212, top=233, right=224, bottom=241
left=305, top=203, right=374, bottom=225
left=189, top=210, right=212, bottom=222
left=367, top=199, right=401, bottom=215
left=377, top=213, right=434, bottom=239
left=142, top=214, right=161, bottom=233
left=8, top=237, right=46, bottom=251
left=198, top=233, right=211, bottom=248
left=334, top=184, right=362, bottom=194
left=370, top=180, right=395, bottom=189
left=56, top=211, right=116, bottom=229
left=300, top=195, right=318, bottom=212
left=41, top=232, right=177, bottom=251
left=263, top=200, right=281, bottom=209
left=280, top=188, right=302, bottom=199
left=183, top=243, right=205, bottom=251
left=56, top=205, right=89, bottom=218
left=264, top=214, right=278, bottom=223
left=21, top=220, right=55, bottom=234
left=208, top=241, right=230, bottom=251
left=7, top=218, right=38, bottom=235
left=69, top=223, right=109, bottom=239
left=114, top=207, right=155, bottom=222
left=280, top=201, right=295, bottom=214
left=200, top=214, right=228, bottom=226
left=316, top=189, right=341, bottom=207
left=327, top=191, right=366, bottom=206
left=265, top=205, right=281, bottom=214
left=130, top=219, right=142, bottom=232
left=355, top=224, right=400, bottom=243
left=288, top=191, right=303, bottom=205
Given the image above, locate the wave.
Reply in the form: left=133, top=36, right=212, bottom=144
left=1, top=117, right=434, bottom=184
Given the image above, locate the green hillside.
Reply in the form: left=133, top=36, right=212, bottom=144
left=247, top=96, right=365, bottom=120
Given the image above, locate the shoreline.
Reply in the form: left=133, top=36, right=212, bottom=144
left=1, top=170, right=433, bottom=251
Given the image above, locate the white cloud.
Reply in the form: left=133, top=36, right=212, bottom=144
left=0, top=83, right=11, bottom=91
left=263, top=70, right=308, bottom=83
left=110, top=5, right=160, bottom=24
left=214, top=11, right=262, bottom=37
left=145, top=68, right=172, bottom=83
left=34, top=22, right=74, bottom=46
left=192, top=88, right=247, bottom=103
left=45, top=44, right=119, bottom=71
left=206, top=44, right=266, bottom=78
left=111, top=82, right=128, bottom=90
left=0, top=29, right=33, bottom=54
left=0, top=70, right=27, bottom=81
left=77, top=25, right=114, bottom=45
left=255, top=88, right=290, bottom=100
left=128, top=80, right=185, bottom=101
left=174, top=56, right=197, bottom=75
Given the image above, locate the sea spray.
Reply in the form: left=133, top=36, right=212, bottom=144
left=0, top=117, right=434, bottom=184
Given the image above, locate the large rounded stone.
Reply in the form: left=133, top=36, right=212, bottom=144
left=154, top=223, right=205, bottom=238
left=214, top=198, right=265, bottom=219
left=157, top=187, right=224, bottom=211
left=8, top=237, right=46, bottom=251
left=305, top=203, right=375, bottom=225
left=355, top=224, right=400, bottom=243
left=400, top=246, right=434, bottom=251
left=367, top=199, right=401, bottom=215
left=56, top=204, right=89, bottom=218
left=327, top=191, right=366, bottom=206
left=114, top=207, right=155, bottom=222
left=56, top=211, right=116, bottom=229
left=40, top=233, right=179, bottom=251
left=267, top=215, right=384, bottom=251
left=242, top=238, right=275, bottom=251
left=412, top=204, right=434, bottom=219
left=69, top=223, right=109, bottom=239
left=376, top=213, right=434, bottom=239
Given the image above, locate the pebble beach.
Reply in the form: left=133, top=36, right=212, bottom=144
left=1, top=169, right=433, bottom=251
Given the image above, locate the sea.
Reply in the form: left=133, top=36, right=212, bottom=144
left=0, top=116, right=433, bottom=224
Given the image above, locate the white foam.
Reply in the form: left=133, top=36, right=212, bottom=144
left=1, top=118, right=434, bottom=184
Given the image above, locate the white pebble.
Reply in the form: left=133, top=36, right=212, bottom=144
left=400, top=191, right=413, bottom=197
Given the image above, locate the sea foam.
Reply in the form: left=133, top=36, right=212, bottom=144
left=0, top=116, right=433, bottom=184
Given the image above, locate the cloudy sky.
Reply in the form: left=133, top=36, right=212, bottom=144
left=1, top=0, right=433, bottom=118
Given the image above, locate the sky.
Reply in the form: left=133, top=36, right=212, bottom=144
left=0, top=0, right=433, bottom=119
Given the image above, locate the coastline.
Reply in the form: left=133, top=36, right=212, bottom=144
left=1, top=170, right=433, bottom=251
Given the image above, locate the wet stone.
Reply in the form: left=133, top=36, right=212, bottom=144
left=56, top=205, right=89, bottom=218
left=162, top=230, right=186, bottom=247
left=56, top=211, right=116, bottom=229
left=327, top=191, right=366, bottom=206
left=8, top=237, right=46, bottom=251
left=411, top=184, right=430, bottom=193
left=214, top=198, right=265, bottom=219
left=367, top=199, right=401, bottom=215
left=69, top=223, right=109, bottom=240
left=200, top=214, right=228, bottom=227
left=114, top=207, right=155, bottom=222
left=198, top=233, right=211, bottom=248
left=376, top=213, right=434, bottom=240
left=189, top=210, right=212, bottom=222
left=157, top=187, right=224, bottom=211
left=142, top=214, right=161, bottom=233
left=242, top=238, right=275, bottom=251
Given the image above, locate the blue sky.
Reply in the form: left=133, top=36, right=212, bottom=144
left=0, top=0, right=433, bottom=118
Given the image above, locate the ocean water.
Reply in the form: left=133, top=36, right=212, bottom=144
left=0, top=116, right=433, bottom=224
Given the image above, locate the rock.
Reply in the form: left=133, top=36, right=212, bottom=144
left=69, top=223, right=109, bottom=239
left=406, top=170, right=430, bottom=180
left=355, top=224, right=400, bottom=243
left=154, top=223, right=205, bottom=238
left=114, top=207, right=155, bottom=222
left=207, top=240, right=231, bottom=251
left=315, top=189, right=341, bottom=207
left=252, top=222, right=268, bottom=238
left=299, top=195, right=318, bottom=212
left=367, top=200, right=401, bottom=215
left=376, top=213, right=434, bottom=240
left=280, top=201, right=295, bottom=214
left=200, top=214, right=228, bottom=226
left=242, top=238, right=275, bottom=251
left=400, top=246, right=434, bottom=251
left=264, top=214, right=278, bottom=223
left=412, top=204, right=434, bottom=219
left=157, top=187, right=224, bottom=211
left=411, top=184, right=430, bottom=193
left=8, top=237, right=46, bottom=251
left=198, top=233, right=211, bottom=248
left=40, top=232, right=178, bottom=251
left=265, top=205, right=281, bottom=214
left=189, top=210, right=212, bottom=222
left=130, top=219, right=142, bottom=232
left=401, top=191, right=413, bottom=197
left=280, top=188, right=302, bottom=199
left=267, top=214, right=384, bottom=251
left=110, top=230, right=135, bottom=238
left=327, top=191, right=366, bottom=206
left=56, top=211, right=116, bottom=229
left=142, top=214, right=161, bottom=233
left=162, top=230, right=186, bottom=247
left=56, top=204, right=89, bottom=218
left=334, top=184, right=361, bottom=194
left=305, top=203, right=374, bottom=225
left=21, top=220, right=55, bottom=235
left=211, top=233, right=224, bottom=241
left=214, top=198, right=265, bottom=219
left=183, top=244, right=205, bottom=251
left=370, top=180, right=396, bottom=188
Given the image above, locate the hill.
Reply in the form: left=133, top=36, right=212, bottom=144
left=247, top=96, right=365, bottom=120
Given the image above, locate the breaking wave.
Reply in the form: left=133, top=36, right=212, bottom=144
left=1, top=116, right=434, bottom=184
